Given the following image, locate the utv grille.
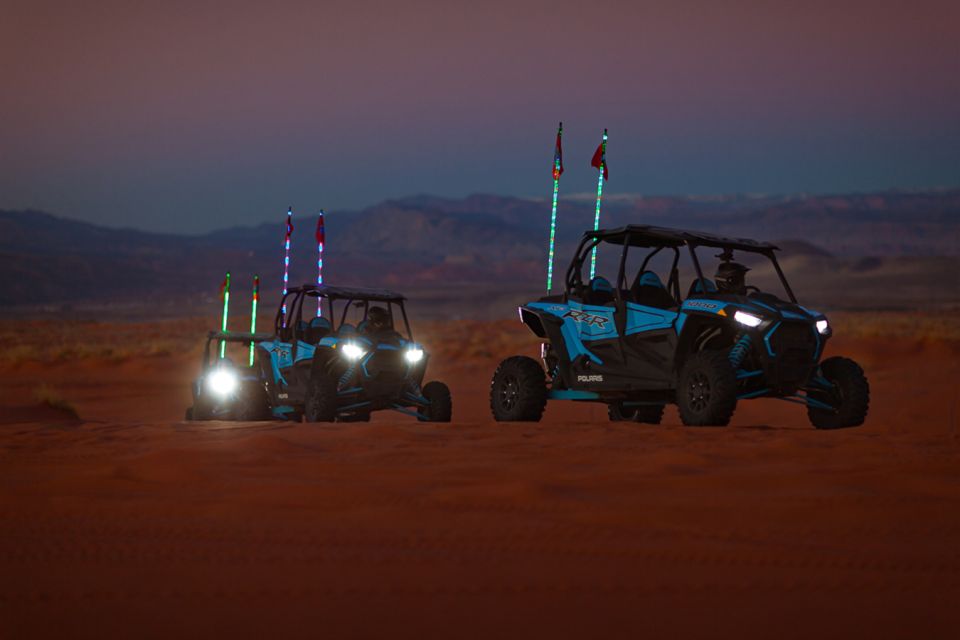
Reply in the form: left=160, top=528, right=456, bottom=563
left=766, top=321, right=817, bottom=392
left=768, top=321, right=816, bottom=354
left=364, top=350, right=406, bottom=379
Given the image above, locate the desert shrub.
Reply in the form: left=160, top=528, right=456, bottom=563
left=33, top=384, right=80, bottom=419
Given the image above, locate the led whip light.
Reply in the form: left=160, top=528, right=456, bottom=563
left=316, top=211, right=325, bottom=316
left=281, top=206, right=293, bottom=326
left=219, top=271, right=231, bottom=358
left=546, top=122, right=563, bottom=293
left=589, top=129, right=608, bottom=280
left=249, top=274, right=259, bottom=367
left=734, top=310, right=763, bottom=328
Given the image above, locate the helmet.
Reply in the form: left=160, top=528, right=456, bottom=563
left=367, top=306, right=391, bottom=331
left=714, top=262, right=750, bottom=293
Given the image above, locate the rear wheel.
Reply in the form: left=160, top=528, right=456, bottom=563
left=490, top=356, right=547, bottom=422
left=608, top=402, right=664, bottom=424
left=677, top=351, right=738, bottom=426
left=807, top=357, right=869, bottom=429
left=304, top=373, right=338, bottom=422
left=420, top=381, right=452, bottom=422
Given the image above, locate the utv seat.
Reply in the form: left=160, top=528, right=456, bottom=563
left=586, top=276, right=616, bottom=306
left=630, top=271, right=676, bottom=309
left=303, top=317, right=332, bottom=344
left=687, top=278, right=718, bottom=297
left=338, top=323, right=357, bottom=337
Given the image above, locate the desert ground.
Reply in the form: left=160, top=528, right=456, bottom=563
left=1, top=314, right=959, bottom=638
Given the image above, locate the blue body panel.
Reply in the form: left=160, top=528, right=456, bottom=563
left=528, top=300, right=682, bottom=364
left=523, top=290, right=830, bottom=403
left=261, top=334, right=419, bottom=389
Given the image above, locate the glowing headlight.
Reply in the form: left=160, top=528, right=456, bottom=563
left=733, top=310, right=763, bottom=328
left=207, top=368, right=238, bottom=396
left=405, top=348, right=424, bottom=363
left=340, top=342, right=365, bottom=360
left=816, top=319, right=829, bottom=335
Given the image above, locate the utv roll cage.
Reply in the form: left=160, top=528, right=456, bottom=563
left=275, top=284, right=414, bottom=343
left=564, top=225, right=797, bottom=305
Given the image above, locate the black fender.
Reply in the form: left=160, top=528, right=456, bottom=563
left=674, top=313, right=738, bottom=373
left=519, top=305, right=573, bottom=386
left=310, top=345, right=343, bottom=379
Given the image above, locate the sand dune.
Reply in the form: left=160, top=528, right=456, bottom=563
left=1, top=320, right=959, bottom=638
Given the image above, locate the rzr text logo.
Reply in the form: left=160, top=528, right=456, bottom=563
left=563, top=310, right=609, bottom=328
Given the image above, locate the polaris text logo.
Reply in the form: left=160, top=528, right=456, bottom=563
left=685, top=301, right=721, bottom=311
left=577, top=374, right=604, bottom=382
left=564, top=310, right=609, bottom=328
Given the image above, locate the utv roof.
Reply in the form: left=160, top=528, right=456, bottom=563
left=293, top=284, right=406, bottom=302
left=587, top=225, right=779, bottom=252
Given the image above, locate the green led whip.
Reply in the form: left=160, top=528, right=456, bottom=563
left=589, top=129, right=608, bottom=280
left=249, top=274, right=259, bottom=367
left=546, top=122, right=563, bottom=292
left=219, top=271, right=231, bottom=359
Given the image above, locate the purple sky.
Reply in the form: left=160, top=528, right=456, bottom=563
left=2, top=0, right=958, bottom=232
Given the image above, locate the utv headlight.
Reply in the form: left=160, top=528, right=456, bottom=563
left=405, top=348, right=424, bottom=363
left=207, top=368, right=238, bottom=396
left=816, top=319, right=829, bottom=335
left=734, top=310, right=763, bottom=328
left=340, top=342, right=366, bottom=361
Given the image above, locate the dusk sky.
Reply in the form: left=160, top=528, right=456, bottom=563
left=2, top=0, right=958, bottom=233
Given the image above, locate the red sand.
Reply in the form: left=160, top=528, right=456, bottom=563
left=1, top=332, right=959, bottom=638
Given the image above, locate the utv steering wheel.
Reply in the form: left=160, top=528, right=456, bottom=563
left=745, top=285, right=762, bottom=295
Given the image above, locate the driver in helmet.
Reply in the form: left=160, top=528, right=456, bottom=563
left=363, top=306, right=393, bottom=335
left=714, top=262, right=750, bottom=295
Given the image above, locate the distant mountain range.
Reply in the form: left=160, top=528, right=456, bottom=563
left=1, top=190, right=958, bottom=315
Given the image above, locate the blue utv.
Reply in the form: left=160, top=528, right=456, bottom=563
left=187, top=285, right=452, bottom=423
left=490, top=225, right=869, bottom=428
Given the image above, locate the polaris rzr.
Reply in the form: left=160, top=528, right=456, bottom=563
left=186, top=331, right=274, bottom=421
left=187, top=285, right=452, bottom=422
left=490, top=225, right=869, bottom=428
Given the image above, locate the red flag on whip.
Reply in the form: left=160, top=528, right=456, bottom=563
left=590, top=132, right=609, bottom=181
left=315, top=212, right=325, bottom=245
left=552, top=124, right=564, bottom=180
left=219, top=274, right=229, bottom=300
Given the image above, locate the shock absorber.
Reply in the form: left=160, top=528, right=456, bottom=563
left=339, top=365, right=355, bottom=389
left=728, top=333, right=752, bottom=370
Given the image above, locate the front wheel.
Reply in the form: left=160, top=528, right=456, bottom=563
left=234, top=382, right=271, bottom=421
left=490, top=356, right=547, bottom=422
left=304, top=373, right=338, bottom=422
left=608, top=402, right=664, bottom=424
left=807, top=357, right=869, bottom=429
left=677, top=351, right=738, bottom=426
left=420, top=381, right=452, bottom=422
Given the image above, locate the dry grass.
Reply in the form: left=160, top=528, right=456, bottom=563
left=418, top=320, right=538, bottom=363
left=0, top=317, right=212, bottom=366
left=0, top=311, right=955, bottom=367
left=32, top=384, right=80, bottom=419
left=829, top=311, right=960, bottom=343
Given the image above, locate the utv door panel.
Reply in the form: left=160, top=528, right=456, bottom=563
left=624, top=303, right=677, bottom=334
